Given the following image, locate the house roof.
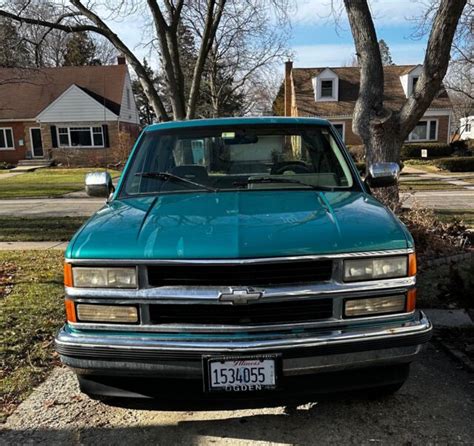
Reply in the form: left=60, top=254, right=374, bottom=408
left=292, top=65, right=452, bottom=118
left=0, top=65, right=127, bottom=120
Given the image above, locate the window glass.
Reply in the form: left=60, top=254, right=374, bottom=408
left=332, top=124, right=344, bottom=139
left=5, top=129, right=13, bottom=147
left=0, top=130, right=5, bottom=148
left=92, top=127, right=104, bottom=146
left=121, top=125, right=356, bottom=197
left=410, top=121, right=428, bottom=141
left=70, top=128, right=92, bottom=146
left=412, top=76, right=419, bottom=91
left=429, top=121, right=437, bottom=140
left=321, top=80, right=333, bottom=98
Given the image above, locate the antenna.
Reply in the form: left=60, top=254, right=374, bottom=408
left=103, top=66, right=107, bottom=172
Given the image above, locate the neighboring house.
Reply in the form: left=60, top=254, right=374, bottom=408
left=459, top=116, right=473, bottom=140
left=279, top=61, right=453, bottom=145
left=0, top=57, right=140, bottom=166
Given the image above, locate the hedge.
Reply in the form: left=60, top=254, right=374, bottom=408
left=433, top=157, right=474, bottom=172
left=400, top=143, right=453, bottom=159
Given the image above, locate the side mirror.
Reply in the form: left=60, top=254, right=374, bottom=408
left=85, top=172, right=114, bottom=198
left=365, top=162, right=400, bottom=188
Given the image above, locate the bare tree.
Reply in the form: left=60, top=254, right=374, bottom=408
left=0, top=0, right=230, bottom=121
left=184, top=0, right=291, bottom=117
left=342, top=0, right=466, bottom=202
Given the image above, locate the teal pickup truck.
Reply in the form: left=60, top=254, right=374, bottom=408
left=56, top=117, right=431, bottom=401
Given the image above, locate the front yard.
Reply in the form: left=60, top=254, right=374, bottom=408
left=0, top=250, right=64, bottom=421
left=0, top=217, right=87, bottom=241
left=0, top=168, right=120, bottom=199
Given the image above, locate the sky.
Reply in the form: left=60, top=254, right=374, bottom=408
left=105, top=0, right=430, bottom=70
left=289, top=0, right=429, bottom=67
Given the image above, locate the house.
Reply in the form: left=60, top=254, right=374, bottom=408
left=279, top=61, right=453, bottom=145
left=459, top=116, right=473, bottom=140
left=0, top=57, right=140, bottom=166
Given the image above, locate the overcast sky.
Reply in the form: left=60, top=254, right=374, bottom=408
left=105, top=0, right=429, bottom=70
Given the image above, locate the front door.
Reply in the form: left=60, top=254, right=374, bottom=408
left=30, top=128, right=44, bottom=158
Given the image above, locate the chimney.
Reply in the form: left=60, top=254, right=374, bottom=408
left=284, top=60, right=293, bottom=117
left=117, top=55, right=126, bottom=65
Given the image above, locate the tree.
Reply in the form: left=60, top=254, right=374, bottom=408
left=378, top=39, right=394, bottom=66
left=0, top=0, right=289, bottom=121
left=63, top=32, right=97, bottom=66
left=342, top=0, right=466, bottom=203
left=184, top=0, right=290, bottom=116
left=0, top=18, right=30, bottom=67
left=132, top=59, right=158, bottom=125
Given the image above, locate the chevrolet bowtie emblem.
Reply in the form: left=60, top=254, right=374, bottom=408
left=219, top=288, right=263, bottom=305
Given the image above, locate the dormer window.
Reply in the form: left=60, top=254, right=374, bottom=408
left=313, top=68, right=339, bottom=102
left=412, top=76, right=419, bottom=91
left=321, top=80, right=334, bottom=98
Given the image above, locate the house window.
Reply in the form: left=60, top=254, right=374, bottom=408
left=0, top=128, right=14, bottom=150
left=465, top=122, right=472, bottom=133
left=332, top=123, right=344, bottom=141
left=57, top=126, right=104, bottom=148
left=411, top=76, right=419, bottom=92
left=320, top=80, right=334, bottom=98
left=408, top=120, right=437, bottom=141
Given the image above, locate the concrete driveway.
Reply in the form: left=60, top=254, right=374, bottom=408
left=2, top=344, right=473, bottom=445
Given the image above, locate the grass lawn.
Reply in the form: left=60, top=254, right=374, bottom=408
left=0, top=250, right=65, bottom=421
left=404, top=161, right=442, bottom=174
left=0, top=168, right=120, bottom=199
left=0, top=217, right=87, bottom=241
left=399, top=180, right=462, bottom=191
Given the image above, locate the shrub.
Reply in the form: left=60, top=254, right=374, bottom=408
left=400, top=143, right=453, bottom=159
left=433, top=157, right=474, bottom=172
left=347, top=145, right=365, bottom=162
left=398, top=205, right=470, bottom=260
left=0, top=162, right=14, bottom=170
left=355, top=161, right=366, bottom=174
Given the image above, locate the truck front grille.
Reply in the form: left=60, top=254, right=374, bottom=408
left=148, top=298, right=333, bottom=325
left=147, top=260, right=333, bottom=287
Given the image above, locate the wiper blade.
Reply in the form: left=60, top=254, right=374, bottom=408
left=136, top=171, right=218, bottom=192
left=236, top=177, right=335, bottom=191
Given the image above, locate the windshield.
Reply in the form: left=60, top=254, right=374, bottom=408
left=120, top=125, right=356, bottom=197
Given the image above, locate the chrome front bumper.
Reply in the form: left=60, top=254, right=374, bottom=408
left=56, top=311, right=432, bottom=378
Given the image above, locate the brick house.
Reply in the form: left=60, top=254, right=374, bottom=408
left=278, top=61, right=453, bottom=145
left=0, top=58, right=140, bottom=166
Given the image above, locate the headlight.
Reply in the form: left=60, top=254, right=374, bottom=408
left=71, top=267, right=137, bottom=288
left=343, top=256, right=408, bottom=282
left=76, top=304, right=138, bottom=323
left=344, top=295, right=406, bottom=317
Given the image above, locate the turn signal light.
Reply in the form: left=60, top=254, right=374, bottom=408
left=64, top=263, right=73, bottom=287
left=407, top=289, right=417, bottom=312
left=408, top=253, right=417, bottom=276
left=65, top=299, right=77, bottom=323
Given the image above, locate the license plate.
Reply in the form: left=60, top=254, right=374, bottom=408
left=204, top=355, right=279, bottom=392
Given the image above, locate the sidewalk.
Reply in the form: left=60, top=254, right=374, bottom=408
left=0, top=241, right=68, bottom=250
left=402, top=166, right=474, bottom=190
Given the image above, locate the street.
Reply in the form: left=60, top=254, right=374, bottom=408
left=0, top=189, right=473, bottom=220
left=1, top=344, right=473, bottom=445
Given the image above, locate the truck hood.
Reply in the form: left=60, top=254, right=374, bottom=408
left=66, top=191, right=411, bottom=259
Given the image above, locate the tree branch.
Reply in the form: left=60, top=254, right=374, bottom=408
left=399, top=0, right=467, bottom=137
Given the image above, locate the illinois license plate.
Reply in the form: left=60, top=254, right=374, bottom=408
left=204, top=355, right=279, bottom=392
